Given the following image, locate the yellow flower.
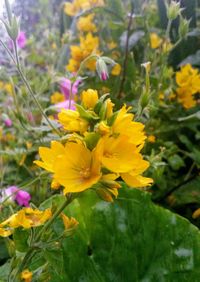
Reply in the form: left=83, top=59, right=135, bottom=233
left=0, top=208, right=52, bottom=232
left=64, top=0, right=104, bottom=16
left=111, top=63, right=121, bottom=76
left=21, top=269, right=33, bottom=282
left=121, top=158, right=153, bottom=188
left=4, top=83, right=13, bottom=95
left=96, top=121, right=110, bottom=135
left=77, top=14, right=97, bottom=32
left=192, top=208, right=200, bottom=219
left=147, top=135, right=156, bottom=143
left=58, top=109, right=89, bottom=133
left=96, top=135, right=141, bottom=173
left=54, top=142, right=102, bottom=193
left=176, top=88, right=196, bottom=109
left=34, top=141, right=65, bottom=172
left=150, top=33, right=162, bottom=49
left=67, top=33, right=99, bottom=72
left=107, top=41, right=117, bottom=50
left=81, top=89, right=98, bottom=109
left=51, top=92, right=65, bottom=104
left=105, top=98, right=114, bottom=118
left=0, top=227, right=12, bottom=237
left=61, top=213, right=79, bottom=230
left=111, top=105, right=146, bottom=147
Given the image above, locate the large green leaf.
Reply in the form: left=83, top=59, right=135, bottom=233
left=55, top=187, right=200, bottom=282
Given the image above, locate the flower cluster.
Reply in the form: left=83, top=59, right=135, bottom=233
left=0, top=208, right=52, bottom=237
left=175, top=64, right=200, bottom=108
left=35, top=89, right=153, bottom=201
left=64, top=0, right=104, bottom=17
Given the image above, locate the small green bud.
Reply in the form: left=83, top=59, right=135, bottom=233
left=178, top=16, right=190, bottom=39
left=139, top=90, right=150, bottom=110
left=166, top=1, right=182, bottom=20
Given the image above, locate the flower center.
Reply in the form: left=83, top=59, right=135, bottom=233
left=80, top=167, right=91, bottom=179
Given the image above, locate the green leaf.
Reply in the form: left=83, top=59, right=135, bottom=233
left=13, top=228, right=29, bottom=252
left=61, top=187, right=200, bottom=281
left=168, top=154, right=185, bottom=170
left=43, top=249, right=64, bottom=276
left=170, top=176, right=200, bottom=206
left=0, top=262, right=10, bottom=282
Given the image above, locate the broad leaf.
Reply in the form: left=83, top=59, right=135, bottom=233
left=57, top=187, right=200, bottom=282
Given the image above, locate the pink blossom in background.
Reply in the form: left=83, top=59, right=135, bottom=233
left=17, top=31, right=27, bottom=49
left=4, top=118, right=12, bottom=127
left=60, top=78, right=81, bottom=99
left=55, top=100, right=76, bottom=111
left=0, top=186, right=31, bottom=207
left=8, top=31, right=27, bottom=49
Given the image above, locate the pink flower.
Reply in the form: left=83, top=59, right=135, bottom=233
left=0, top=186, right=31, bottom=207
left=8, top=31, right=27, bottom=49
left=55, top=100, right=76, bottom=111
left=4, top=118, right=12, bottom=127
left=60, top=78, right=80, bottom=99
left=17, top=32, right=27, bottom=49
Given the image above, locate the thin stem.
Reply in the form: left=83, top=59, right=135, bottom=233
left=0, top=39, right=61, bottom=137
left=165, top=19, right=172, bottom=39
left=117, top=6, right=134, bottom=99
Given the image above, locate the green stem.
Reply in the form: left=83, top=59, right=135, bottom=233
left=0, top=39, right=61, bottom=137
left=12, top=195, right=73, bottom=280
left=165, top=19, right=172, bottom=40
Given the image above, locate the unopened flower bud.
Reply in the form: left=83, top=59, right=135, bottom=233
left=179, top=16, right=190, bottom=39
left=96, top=57, right=109, bottom=81
left=166, top=1, right=182, bottom=20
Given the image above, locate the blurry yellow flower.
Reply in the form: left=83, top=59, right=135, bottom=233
left=51, top=92, right=65, bottom=104
left=58, top=109, right=89, bottom=133
left=0, top=208, right=52, bottom=231
left=175, top=64, right=200, bottom=108
left=96, top=121, right=110, bottom=135
left=34, top=141, right=65, bottom=172
left=176, top=88, right=196, bottom=109
left=67, top=33, right=99, bottom=72
left=51, top=42, right=57, bottom=50
left=81, top=89, right=98, bottom=109
left=162, top=40, right=173, bottom=53
left=61, top=213, right=78, bottom=230
left=77, top=14, right=97, bottom=32
left=105, top=98, right=114, bottom=118
left=192, top=208, right=200, bottom=219
left=51, top=179, right=61, bottom=190
left=150, top=33, right=162, bottom=49
left=111, top=63, right=121, bottom=76
left=0, top=227, right=12, bottom=237
left=64, top=0, right=104, bottom=16
left=54, top=142, right=102, bottom=193
left=4, top=83, right=13, bottom=95
left=107, top=41, right=117, bottom=50
left=148, top=135, right=156, bottom=143
left=21, top=269, right=32, bottom=282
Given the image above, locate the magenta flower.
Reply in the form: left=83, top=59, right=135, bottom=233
left=8, top=31, right=27, bottom=49
left=17, top=32, right=27, bottom=49
left=0, top=186, right=31, bottom=207
left=55, top=100, right=76, bottom=111
left=4, top=118, right=12, bottom=127
left=60, top=78, right=80, bottom=99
